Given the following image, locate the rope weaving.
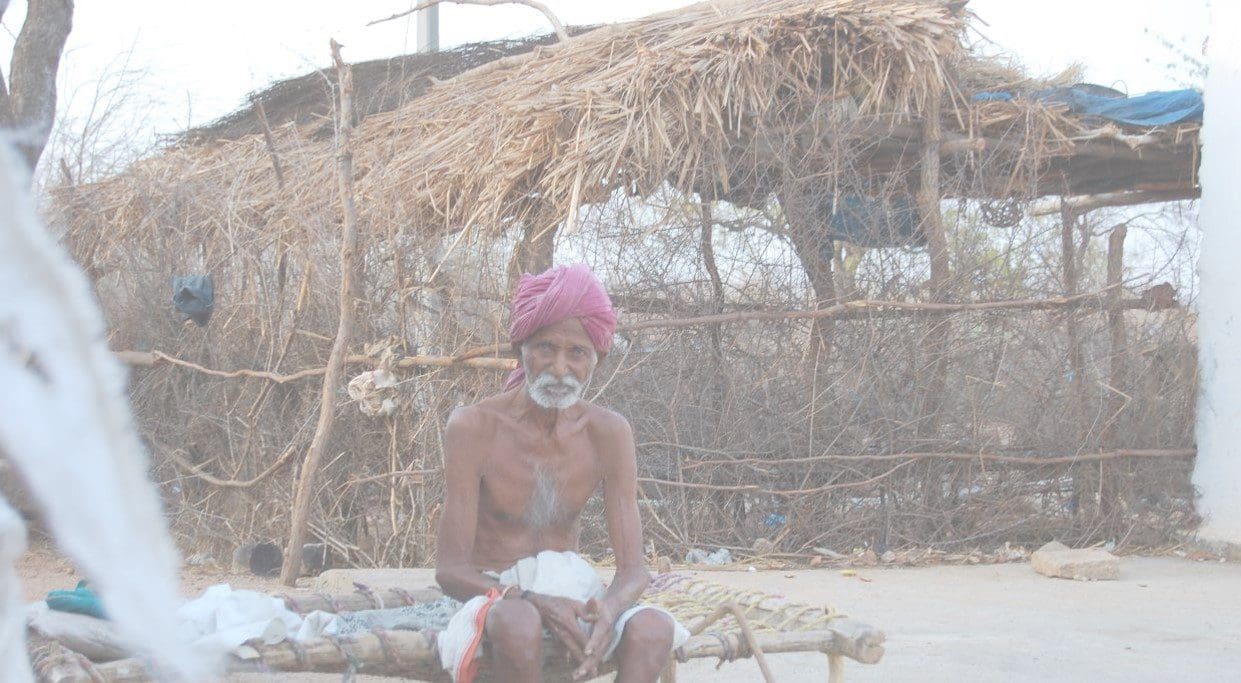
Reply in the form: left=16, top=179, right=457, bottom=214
left=644, top=574, right=846, bottom=634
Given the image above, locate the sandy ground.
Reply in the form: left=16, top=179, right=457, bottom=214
left=16, top=540, right=1241, bottom=682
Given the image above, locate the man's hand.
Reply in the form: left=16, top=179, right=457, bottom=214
left=526, top=593, right=590, bottom=661
left=572, top=598, right=617, bottom=681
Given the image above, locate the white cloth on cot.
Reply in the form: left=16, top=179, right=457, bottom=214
left=437, top=550, right=690, bottom=681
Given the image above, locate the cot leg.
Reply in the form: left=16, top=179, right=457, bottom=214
left=828, top=654, right=845, bottom=683
left=660, top=660, right=678, bottom=682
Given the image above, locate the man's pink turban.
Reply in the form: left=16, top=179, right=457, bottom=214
left=505, top=264, right=617, bottom=390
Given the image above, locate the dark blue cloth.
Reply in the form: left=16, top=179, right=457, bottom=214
left=827, top=195, right=923, bottom=248
left=972, top=84, right=1203, bottom=127
left=172, top=274, right=215, bottom=326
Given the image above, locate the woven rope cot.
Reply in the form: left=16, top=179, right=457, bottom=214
left=31, top=575, right=885, bottom=682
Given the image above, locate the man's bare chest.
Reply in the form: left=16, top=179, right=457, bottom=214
left=479, top=440, right=602, bottom=528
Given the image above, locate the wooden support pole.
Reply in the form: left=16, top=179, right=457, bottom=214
left=1101, top=224, right=1128, bottom=447
left=828, top=653, right=845, bottom=683
left=1098, top=223, right=1129, bottom=521
left=281, top=40, right=360, bottom=586
left=917, top=86, right=951, bottom=439
left=700, top=202, right=726, bottom=361
left=1060, top=203, right=1097, bottom=523
left=1060, top=204, right=1087, bottom=417
left=914, top=86, right=951, bottom=538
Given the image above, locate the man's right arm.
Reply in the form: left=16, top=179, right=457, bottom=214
left=434, top=408, right=501, bottom=601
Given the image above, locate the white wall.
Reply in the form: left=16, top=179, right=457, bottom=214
left=1193, top=2, right=1241, bottom=546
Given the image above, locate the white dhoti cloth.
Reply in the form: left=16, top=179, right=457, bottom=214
left=437, top=551, right=689, bottom=682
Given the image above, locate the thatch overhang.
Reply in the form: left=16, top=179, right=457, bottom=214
left=56, top=0, right=1200, bottom=259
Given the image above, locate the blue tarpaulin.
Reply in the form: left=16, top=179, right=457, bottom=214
left=972, top=84, right=1203, bottom=127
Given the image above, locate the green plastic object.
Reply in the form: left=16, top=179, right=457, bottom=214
left=46, top=580, right=107, bottom=620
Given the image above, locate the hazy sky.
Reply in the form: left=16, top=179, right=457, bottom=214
left=0, top=1, right=1213, bottom=146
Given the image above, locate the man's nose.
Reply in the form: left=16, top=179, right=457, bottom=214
left=550, top=352, right=570, bottom=377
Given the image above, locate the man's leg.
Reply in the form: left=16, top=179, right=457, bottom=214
left=485, top=598, right=544, bottom=683
left=615, top=609, right=675, bottom=683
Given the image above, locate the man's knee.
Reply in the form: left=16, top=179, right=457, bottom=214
left=620, top=608, right=675, bottom=651
left=486, top=598, right=543, bottom=658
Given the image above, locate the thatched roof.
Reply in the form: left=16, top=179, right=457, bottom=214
left=58, top=0, right=1199, bottom=260
left=177, top=29, right=597, bottom=145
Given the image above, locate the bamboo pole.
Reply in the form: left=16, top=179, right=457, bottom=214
left=281, top=40, right=360, bottom=586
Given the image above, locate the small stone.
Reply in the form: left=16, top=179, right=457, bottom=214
left=810, top=556, right=823, bottom=567
left=1038, top=541, right=1071, bottom=553
left=880, top=550, right=897, bottom=564
left=752, top=538, right=776, bottom=555
left=232, top=544, right=257, bottom=573
left=655, top=556, right=673, bottom=574
left=186, top=552, right=216, bottom=568
left=858, top=549, right=878, bottom=566
left=1031, top=545, right=1120, bottom=581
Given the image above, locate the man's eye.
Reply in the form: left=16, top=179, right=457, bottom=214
left=571, top=348, right=585, bottom=357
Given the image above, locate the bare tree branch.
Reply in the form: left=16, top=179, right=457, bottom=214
left=281, top=39, right=362, bottom=586
left=367, top=0, right=568, bottom=42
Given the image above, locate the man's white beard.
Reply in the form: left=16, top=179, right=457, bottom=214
left=525, top=370, right=590, bottom=410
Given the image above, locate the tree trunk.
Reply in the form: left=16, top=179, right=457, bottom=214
left=778, top=187, right=837, bottom=359
left=2, top=0, right=75, bottom=171
left=507, top=216, right=556, bottom=291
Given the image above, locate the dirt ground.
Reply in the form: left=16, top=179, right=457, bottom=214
left=16, top=539, right=1241, bottom=682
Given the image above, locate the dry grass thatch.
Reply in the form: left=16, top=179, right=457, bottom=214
left=61, top=0, right=1198, bottom=251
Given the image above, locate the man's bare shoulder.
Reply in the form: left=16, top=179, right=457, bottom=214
left=582, top=403, right=634, bottom=451
left=445, top=393, right=516, bottom=438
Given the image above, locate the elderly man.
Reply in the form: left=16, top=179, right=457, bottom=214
left=435, top=264, right=686, bottom=683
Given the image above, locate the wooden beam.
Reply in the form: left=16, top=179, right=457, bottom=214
left=52, top=625, right=886, bottom=682
left=1029, top=187, right=1200, bottom=215
left=678, top=448, right=1196, bottom=470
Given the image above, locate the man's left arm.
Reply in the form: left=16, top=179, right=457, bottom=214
left=575, top=412, right=650, bottom=679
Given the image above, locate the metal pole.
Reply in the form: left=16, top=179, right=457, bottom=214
left=417, top=4, right=440, bottom=53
